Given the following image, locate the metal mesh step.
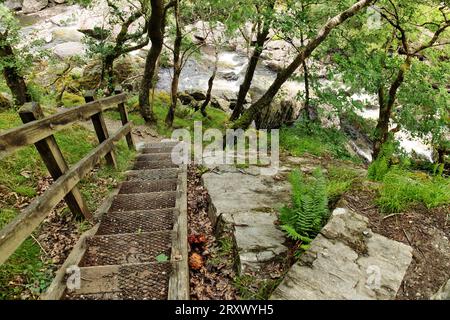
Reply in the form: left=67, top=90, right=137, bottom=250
left=136, top=153, right=172, bottom=162
left=119, top=180, right=178, bottom=194
left=133, top=160, right=178, bottom=170
left=109, top=192, right=176, bottom=212
left=64, top=262, right=172, bottom=300
left=80, top=232, right=172, bottom=267
left=97, top=209, right=175, bottom=235
left=127, top=168, right=179, bottom=181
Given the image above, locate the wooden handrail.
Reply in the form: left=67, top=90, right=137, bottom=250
left=0, top=90, right=136, bottom=266
left=0, top=93, right=128, bottom=159
left=0, top=122, right=132, bottom=265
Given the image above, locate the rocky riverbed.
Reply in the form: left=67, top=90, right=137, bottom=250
left=9, top=0, right=437, bottom=163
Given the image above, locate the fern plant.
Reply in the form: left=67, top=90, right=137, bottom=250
left=280, top=168, right=329, bottom=246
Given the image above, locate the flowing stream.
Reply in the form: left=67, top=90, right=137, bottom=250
left=15, top=3, right=435, bottom=163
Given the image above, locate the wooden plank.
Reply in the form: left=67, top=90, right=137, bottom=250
left=0, top=123, right=132, bottom=265
left=0, top=93, right=127, bottom=159
left=85, top=92, right=117, bottom=168
left=19, top=102, right=92, bottom=220
left=115, top=87, right=135, bottom=151
left=168, top=164, right=189, bottom=300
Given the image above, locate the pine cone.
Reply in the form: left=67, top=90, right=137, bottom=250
left=189, top=253, right=204, bottom=270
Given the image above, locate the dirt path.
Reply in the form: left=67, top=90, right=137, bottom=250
left=342, top=186, right=450, bottom=299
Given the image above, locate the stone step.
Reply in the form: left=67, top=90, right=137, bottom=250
left=64, top=262, right=172, bottom=300
left=141, top=142, right=178, bottom=148
left=136, top=153, right=173, bottom=162
left=127, top=168, right=179, bottom=181
left=119, top=180, right=178, bottom=194
left=80, top=231, right=173, bottom=267
left=141, top=146, right=176, bottom=154
left=109, top=192, right=176, bottom=212
left=97, top=209, right=175, bottom=235
left=132, top=160, right=178, bottom=170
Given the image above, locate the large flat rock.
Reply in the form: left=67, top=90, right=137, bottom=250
left=271, top=208, right=413, bottom=300
left=202, top=166, right=291, bottom=273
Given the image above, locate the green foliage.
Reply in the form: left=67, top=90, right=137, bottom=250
left=280, top=169, right=329, bottom=245
left=61, top=92, right=86, bottom=108
left=0, top=5, right=48, bottom=75
left=326, top=165, right=362, bottom=203
left=375, top=168, right=450, bottom=213
left=156, top=253, right=169, bottom=263
left=280, top=119, right=357, bottom=161
left=233, top=274, right=281, bottom=300
left=0, top=237, right=53, bottom=300
left=368, top=143, right=396, bottom=181
left=111, top=92, right=229, bottom=137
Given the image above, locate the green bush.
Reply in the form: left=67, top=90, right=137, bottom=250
left=280, top=169, right=329, bottom=246
left=368, top=143, right=396, bottom=181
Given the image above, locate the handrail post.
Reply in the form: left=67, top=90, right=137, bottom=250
left=115, top=86, right=135, bottom=151
left=85, top=91, right=117, bottom=168
left=19, top=102, right=92, bottom=220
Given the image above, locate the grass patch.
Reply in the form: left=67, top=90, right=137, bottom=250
left=375, top=168, right=450, bottom=213
left=233, top=275, right=281, bottom=300
left=326, top=165, right=362, bottom=204
left=105, top=91, right=229, bottom=138
left=0, top=238, right=53, bottom=300
left=280, top=120, right=359, bottom=162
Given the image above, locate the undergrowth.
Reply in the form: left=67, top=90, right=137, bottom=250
left=280, top=119, right=359, bottom=162
left=279, top=169, right=329, bottom=252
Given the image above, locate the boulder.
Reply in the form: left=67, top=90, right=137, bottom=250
left=4, top=0, right=23, bottom=11
left=54, top=0, right=66, bottom=3
left=61, top=92, right=85, bottom=108
left=178, top=92, right=194, bottom=105
left=22, top=0, right=48, bottom=14
left=0, top=93, right=13, bottom=110
left=211, top=97, right=229, bottom=112
left=256, top=96, right=302, bottom=129
left=52, top=28, right=84, bottom=43
left=79, top=55, right=142, bottom=90
left=53, top=42, right=86, bottom=59
left=79, top=60, right=102, bottom=89
left=431, top=279, right=450, bottom=300
left=187, top=90, right=206, bottom=101
left=271, top=208, right=413, bottom=300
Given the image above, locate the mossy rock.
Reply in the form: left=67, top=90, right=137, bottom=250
left=62, top=92, right=86, bottom=108
left=0, top=93, right=13, bottom=110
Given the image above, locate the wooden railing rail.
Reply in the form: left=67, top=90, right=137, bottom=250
left=0, top=89, right=135, bottom=265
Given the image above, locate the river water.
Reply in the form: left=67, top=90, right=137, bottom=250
left=15, top=3, right=435, bottom=163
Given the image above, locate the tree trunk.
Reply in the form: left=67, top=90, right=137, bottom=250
left=166, top=0, right=182, bottom=127
left=230, top=1, right=274, bottom=121
left=200, top=49, right=219, bottom=117
left=302, top=60, right=316, bottom=120
left=372, top=58, right=411, bottom=159
left=0, top=42, right=29, bottom=106
left=139, top=0, right=165, bottom=123
left=233, top=0, right=374, bottom=129
left=104, top=54, right=116, bottom=95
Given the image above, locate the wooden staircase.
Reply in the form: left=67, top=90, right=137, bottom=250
left=51, top=142, right=188, bottom=300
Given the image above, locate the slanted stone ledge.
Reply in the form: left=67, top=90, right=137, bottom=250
left=270, top=208, right=413, bottom=300
left=202, top=165, right=291, bottom=274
